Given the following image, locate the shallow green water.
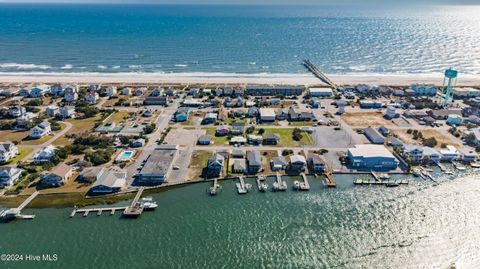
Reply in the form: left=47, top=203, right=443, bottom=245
left=1, top=171, right=480, bottom=269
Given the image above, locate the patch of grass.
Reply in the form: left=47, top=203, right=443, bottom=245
left=21, top=135, right=54, bottom=146
left=104, top=111, right=131, bottom=124
left=187, top=150, right=212, bottom=180
left=0, top=130, right=30, bottom=143
left=288, top=121, right=314, bottom=126
left=53, top=115, right=102, bottom=146
left=341, top=112, right=394, bottom=127
left=205, top=127, right=230, bottom=145
left=0, top=148, right=33, bottom=166
left=263, top=128, right=314, bottom=147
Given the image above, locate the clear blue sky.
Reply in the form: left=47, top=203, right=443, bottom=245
left=0, top=0, right=478, bottom=4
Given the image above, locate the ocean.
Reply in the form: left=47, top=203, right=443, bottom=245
left=1, top=172, right=480, bottom=269
left=0, top=4, right=479, bottom=76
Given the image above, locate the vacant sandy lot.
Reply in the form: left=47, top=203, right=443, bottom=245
left=393, top=129, right=461, bottom=149
left=341, top=112, right=395, bottom=127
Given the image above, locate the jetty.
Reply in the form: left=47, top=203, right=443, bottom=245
left=0, top=191, right=40, bottom=221
left=236, top=176, right=250, bottom=194
left=273, top=173, right=287, bottom=191
left=303, top=59, right=337, bottom=88
left=323, top=172, right=337, bottom=188
left=256, top=175, right=268, bottom=192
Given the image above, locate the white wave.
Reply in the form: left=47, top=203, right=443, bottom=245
left=97, top=65, right=107, bottom=69
left=174, top=64, right=188, bottom=67
left=128, top=65, right=142, bottom=69
left=0, top=63, right=50, bottom=70
left=112, top=65, right=121, bottom=69
left=61, top=64, right=73, bottom=70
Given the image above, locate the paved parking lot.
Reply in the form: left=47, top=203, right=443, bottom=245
left=312, top=126, right=357, bottom=148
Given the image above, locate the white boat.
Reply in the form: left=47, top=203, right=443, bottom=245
left=140, top=197, right=158, bottom=210
left=378, top=173, right=390, bottom=180
left=209, top=187, right=217, bottom=195
left=412, top=168, right=421, bottom=177
left=470, top=162, right=480, bottom=168
left=444, top=170, right=454, bottom=175
left=293, top=180, right=300, bottom=190
left=453, top=162, right=466, bottom=171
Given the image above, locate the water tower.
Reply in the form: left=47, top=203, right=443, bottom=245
left=441, top=68, right=458, bottom=107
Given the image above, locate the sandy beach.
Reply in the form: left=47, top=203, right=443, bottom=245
left=0, top=72, right=479, bottom=87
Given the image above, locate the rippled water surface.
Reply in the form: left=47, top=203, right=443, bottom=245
left=1, top=171, right=480, bottom=269
left=0, top=4, right=479, bottom=75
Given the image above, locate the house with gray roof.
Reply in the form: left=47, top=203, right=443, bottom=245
left=247, top=151, right=262, bottom=173
left=90, top=166, right=127, bottom=194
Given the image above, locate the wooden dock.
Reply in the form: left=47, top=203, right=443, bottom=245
left=303, top=60, right=337, bottom=88
left=256, top=176, right=268, bottom=192
left=0, top=191, right=40, bottom=220
left=123, top=187, right=146, bottom=217
left=324, top=172, right=337, bottom=188
left=353, top=179, right=409, bottom=186
left=209, top=179, right=221, bottom=195
left=70, top=206, right=128, bottom=218
left=299, top=173, right=310, bottom=191
left=273, top=173, right=287, bottom=191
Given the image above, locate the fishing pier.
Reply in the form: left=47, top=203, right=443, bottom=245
left=303, top=59, right=337, bottom=88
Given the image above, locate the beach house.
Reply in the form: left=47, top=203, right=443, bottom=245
left=33, top=145, right=56, bottom=164
left=84, top=92, right=99, bottom=104
left=0, top=167, right=23, bottom=188
left=206, top=153, right=225, bottom=178
left=45, top=105, right=60, bottom=117
left=30, top=121, right=52, bottom=139
left=247, top=151, right=262, bottom=173
left=9, top=105, right=26, bottom=117
left=440, top=145, right=460, bottom=161
left=29, top=84, right=50, bottom=98
left=40, top=163, right=73, bottom=187
left=289, top=154, right=306, bottom=171
left=50, top=84, right=64, bottom=96
left=270, top=156, right=287, bottom=171
left=64, top=86, right=78, bottom=102
left=90, top=166, right=127, bottom=194
left=106, top=86, right=117, bottom=97
left=0, top=142, right=18, bottom=163
left=59, top=106, right=75, bottom=119
left=307, top=154, right=326, bottom=172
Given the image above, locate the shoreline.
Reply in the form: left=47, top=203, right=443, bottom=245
left=0, top=72, right=479, bottom=86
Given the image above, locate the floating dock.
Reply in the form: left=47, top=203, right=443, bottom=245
left=70, top=206, right=127, bottom=218
left=303, top=59, right=337, bottom=88
left=323, top=172, right=337, bottom=188
left=273, top=173, right=287, bottom=191
left=0, top=191, right=39, bottom=221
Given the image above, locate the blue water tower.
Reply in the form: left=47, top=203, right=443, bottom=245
left=441, top=68, right=458, bottom=107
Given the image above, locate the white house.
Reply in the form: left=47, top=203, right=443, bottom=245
left=120, top=87, right=132, bottom=96
left=29, top=84, right=50, bottom=98
left=59, top=106, right=75, bottom=119
left=9, top=106, right=26, bottom=117
left=440, top=145, right=460, bottom=161
left=0, top=142, right=18, bottom=163
left=259, top=108, right=276, bottom=122
left=40, top=163, right=73, bottom=187
left=45, top=105, right=60, bottom=117
left=64, top=86, right=79, bottom=102
left=33, top=145, right=56, bottom=164
left=90, top=167, right=127, bottom=194
left=309, top=87, right=333, bottom=97
left=411, top=84, right=437, bottom=96
left=0, top=167, right=23, bottom=188
left=84, top=92, right=99, bottom=104
left=106, top=86, right=117, bottom=97
left=30, top=121, right=52, bottom=139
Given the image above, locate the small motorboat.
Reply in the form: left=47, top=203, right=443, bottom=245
left=140, top=197, right=158, bottom=210
left=378, top=173, right=390, bottom=180
left=293, top=180, right=300, bottom=190
left=412, top=168, right=421, bottom=177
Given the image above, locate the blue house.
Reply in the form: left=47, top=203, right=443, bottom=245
left=174, top=108, right=189, bottom=122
